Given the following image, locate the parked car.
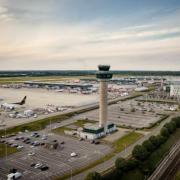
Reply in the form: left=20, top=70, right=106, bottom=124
left=11, top=144, right=18, bottom=147
left=9, top=168, right=17, bottom=173
left=40, top=165, right=49, bottom=171
left=28, top=152, right=35, bottom=156
left=94, top=141, right=100, bottom=145
left=17, top=145, right=24, bottom=149
left=30, top=163, right=36, bottom=167
left=7, top=172, right=22, bottom=180
left=60, top=141, right=65, bottom=144
left=70, top=152, right=77, bottom=157
left=34, top=163, right=43, bottom=169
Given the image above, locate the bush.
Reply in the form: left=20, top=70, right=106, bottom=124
left=115, top=157, right=139, bottom=172
left=132, top=145, right=149, bottom=161
left=160, top=127, right=170, bottom=137
left=125, top=158, right=139, bottom=171
left=164, top=122, right=176, bottom=134
left=156, top=135, right=167, bottom=145
left=172, top=117, right=180, bottom=128
left=142, top=140, right=155, bottom=152
left=85, top=172, right=102, bottom=180
left=115, top=158, right=126, bottom=171
left=149, top=136, right=161, bottom=148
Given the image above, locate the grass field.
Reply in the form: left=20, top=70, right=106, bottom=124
left=0, top=75, right=96, bottom=84
left=112, top=132, right=143, bottom=153
left=52, top=119, right=97, bottom=134
left=0, top=143, right=18, bottom=158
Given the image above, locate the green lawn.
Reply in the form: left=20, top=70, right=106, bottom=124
left=0, top=143, right=18, bottom=158
left=73, top=119, right=96, bottom=127
left=0, top=114, right=71, bottom=136
left=0, top=75, right=95, bottom=84
left=176, top=171, right=180, bottom=180
left=52, top=126, right=72, bottom=134
left=113, top=132, right=143, bottom=153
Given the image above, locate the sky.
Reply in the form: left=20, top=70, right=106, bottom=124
left=0, top=0, right=180, bottom=71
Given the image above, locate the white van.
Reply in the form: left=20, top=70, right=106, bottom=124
left=7, top=172, right=22, bottom=180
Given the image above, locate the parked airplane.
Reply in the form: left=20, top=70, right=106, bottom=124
left=12, top=96, right=27, bottom=105
left=1, top=96, right=27, bottom=110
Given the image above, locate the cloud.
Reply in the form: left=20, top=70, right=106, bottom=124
left=0, top=0, right=179, bottom=70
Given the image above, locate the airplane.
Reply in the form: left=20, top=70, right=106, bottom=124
left=12, top=96, right=27, bottom=105
left=0, top=96, right=27, bottom=110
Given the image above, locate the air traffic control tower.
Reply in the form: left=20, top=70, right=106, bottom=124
left=96, top=65, right=113, bottom=132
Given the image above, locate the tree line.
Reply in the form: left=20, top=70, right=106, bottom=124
left=85, top=116, right=180, bottom=180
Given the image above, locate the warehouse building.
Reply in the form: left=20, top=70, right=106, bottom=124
left=170, top=81, right=180, bottom=97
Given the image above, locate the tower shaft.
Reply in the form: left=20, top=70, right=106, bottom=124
left=99, top=80, right=108, bottom=129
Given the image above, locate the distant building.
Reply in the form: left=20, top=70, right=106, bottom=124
left=170, top=81, right=180, bottom=97
left=24, top=81, right=93, bottom=90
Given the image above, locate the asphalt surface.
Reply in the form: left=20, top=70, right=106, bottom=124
left=0, top=131, right=111, bottom=180
left=75, top=99, right=169, bottom=128
left=70, top=113, right=179, bottom=180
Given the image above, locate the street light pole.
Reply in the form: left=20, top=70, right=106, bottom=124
left=63, top=162, right=72, bottom=180
left=4, top=119, right=7, bottom=161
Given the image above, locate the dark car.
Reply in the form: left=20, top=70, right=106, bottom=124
left=30, top=163, right=36, bottom=167
left=40, top=166, right=49, bottom=171
left=14, top=137, right=20, bottom=140
left=9, top=168, right=17, bottom=173
left=60, top=141, right=65, bottom=144
left=94, top=141, right=100, bottom=145
left=91, top=140, right=95, bottom=144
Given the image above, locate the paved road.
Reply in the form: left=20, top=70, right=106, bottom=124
left=1, top=94, right=139, bottom=130
left=70, top=113, right=179, bottom=180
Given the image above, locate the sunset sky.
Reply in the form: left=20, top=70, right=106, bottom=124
left=0, top=0, right=180, bottom=70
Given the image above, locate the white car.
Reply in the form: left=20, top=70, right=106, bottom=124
left=70, top=152, right=77, bottom=157
left=7, top=172, right=22, bottom=180
left=28, top=152, right=35, bottom=156
left=17, top=145, right=24, bottom=149
left=34, top=163, right=43, bottom=169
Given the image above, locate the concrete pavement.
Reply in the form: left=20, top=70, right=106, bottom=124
left=69, top=113, right=179, bottom=180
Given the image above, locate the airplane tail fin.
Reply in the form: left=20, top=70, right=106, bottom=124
left=19, top=96, right=27, bottom=105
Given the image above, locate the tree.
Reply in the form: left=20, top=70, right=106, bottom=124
left=132, top=145, right=149, bottom=161
left=115, top=158, right=138, bottom=172
left=125, top=158, right=139, bottom=171
left=149, top=136, right=160, bottom=148
left=160, top=127, right=170, bottom=137
left=85, top=172, right=101, bottom=180
left=142, top=140, right=155, bottom=152
left=156, top=135, right=166, bottom=145
left=172, top=117, right=180, bottom=128
left=115, top=158, right=126, bottom=171
left=164, top=122, right=175, bottom=134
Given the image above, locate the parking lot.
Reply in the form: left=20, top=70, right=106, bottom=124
left=0, top=131, right=112, bottom=180
left=75, top=99, right=168, bottom=128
